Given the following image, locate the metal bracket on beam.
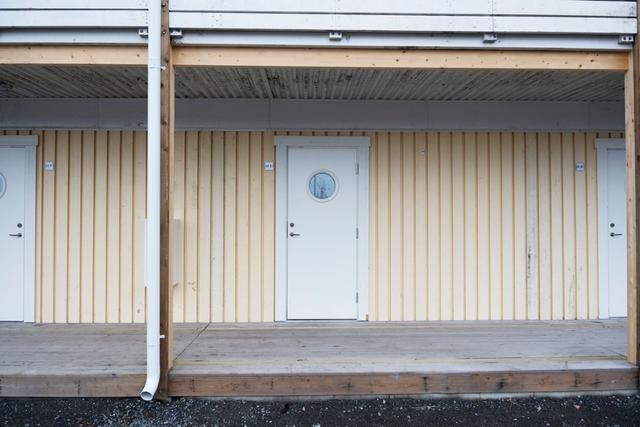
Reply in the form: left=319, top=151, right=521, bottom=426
left=483, top=33, right=498, bottom=43
left=619, top=34, right=634, bottom=45
left=139, top=28, right=182, bottom=39
left=329, top=31, right=343, bottom=41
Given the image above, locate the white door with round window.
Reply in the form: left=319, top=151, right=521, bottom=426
left=286, top=147, right=359, bottom=319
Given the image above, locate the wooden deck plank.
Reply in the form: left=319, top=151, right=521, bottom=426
left=0, top=320, right=636, bottom=397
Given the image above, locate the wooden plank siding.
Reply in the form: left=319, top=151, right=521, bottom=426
left=3, top=129, right=621, bottom=323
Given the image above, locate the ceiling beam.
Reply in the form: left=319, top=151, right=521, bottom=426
left=173, top=47, right=629, bottom=71
left=0, top=46, right=628, bottom=70
left=0, top=46, right=147, bottom=66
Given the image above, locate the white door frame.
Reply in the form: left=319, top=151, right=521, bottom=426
left=0, top=136, right=37, bottom=322
left=275, top=136, right=370, bottom=321
left=596, top=138, right=625, bottom=319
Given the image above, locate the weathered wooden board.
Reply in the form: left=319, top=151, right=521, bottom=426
left=0, top=374, right=146, bottom=398
left=169, top=369, right=639, bottom=397
left=0, top=320, right=634, bottom=397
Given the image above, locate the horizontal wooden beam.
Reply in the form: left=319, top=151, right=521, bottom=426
left=0, top=46, right=147, bottom=66
left=173, top=47, right=629, bottom=71
left=169, top=369, right=640, bottom=397
left=0, top=374, right=145, bottom=397
left=0, top=46, right=628, bottom=70
left=3, top=368, right=636, bottom=398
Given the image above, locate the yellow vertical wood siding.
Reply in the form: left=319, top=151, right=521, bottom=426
left=172, top=131, right=276, bottom=322
left=368, top=131, right=621, bottom=321
left=3, top=130, right=147, bottom=323
left=3, top=129, right=620, bottom=322
left=173, top=130, right=617, bottom=321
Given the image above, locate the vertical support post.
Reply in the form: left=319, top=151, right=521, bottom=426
left=158, top=0, right=175, bottom=398
left=626, top=43, right=640, bottom=365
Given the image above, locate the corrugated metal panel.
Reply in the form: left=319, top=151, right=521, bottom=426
left=0, top=65, right=624, bottom=102
left=3, top=128, right=616, bottom=323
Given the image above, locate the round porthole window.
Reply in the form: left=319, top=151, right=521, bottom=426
left=308, top=171, right=337, bottom=201
left=0, top=172, right=6, bottom=199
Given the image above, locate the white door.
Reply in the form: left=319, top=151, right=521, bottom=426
left=606, top=149, right=627, bottom=317
left=0, top=147, right=27, bottom=321
left=287, top=147, right=358, bottom=319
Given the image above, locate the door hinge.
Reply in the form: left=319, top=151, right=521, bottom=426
left=356, top=228, right=359, bottom=239
left=356, top=292, right=359, bottom=303
left=355, top=163, right=359, bottom=175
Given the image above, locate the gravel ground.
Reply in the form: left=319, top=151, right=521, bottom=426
left=1, top=394, right=639, bottom=427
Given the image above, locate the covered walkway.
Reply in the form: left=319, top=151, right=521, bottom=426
left=0, top=320, right=635, bottom=397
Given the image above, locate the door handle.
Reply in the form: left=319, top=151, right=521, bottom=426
left=289, top=232, right=301, bottom=237
left=610, top=232, right=623, bottom=237
left=9, top=233, right=22, bottom=238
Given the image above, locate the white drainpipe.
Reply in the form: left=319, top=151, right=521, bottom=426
left=140, top=0, right=162, bottom=402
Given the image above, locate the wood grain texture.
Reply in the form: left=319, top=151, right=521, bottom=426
left=0, top=321, right=632, bottom=397
left=159, top=12, right=175, bottom=398
left=0, top=46, right=147, bottom=65
left=169, top=369, right=638, bottom=397
left=173, top=48, right=629, bottom=71
left=169, top=319, right=635, bottom=396
left=626, top=49, right=639, bottom=365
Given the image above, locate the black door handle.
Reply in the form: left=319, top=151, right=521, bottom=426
left=610, top=232, right=623, bottom=237
left=289, top=232, right=301, bottom=237
left=9, top=233, right=22, bottom=238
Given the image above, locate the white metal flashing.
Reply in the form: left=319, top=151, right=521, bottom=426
left=174, top=31, right=632, bottom=51
left=0, top=1, right=636, bottom=49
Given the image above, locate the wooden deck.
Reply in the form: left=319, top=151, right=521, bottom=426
left=0, top=320, right=637, bottom=397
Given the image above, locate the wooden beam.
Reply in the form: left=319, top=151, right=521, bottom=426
left=1, top=46, right=627, bottom=71
left=0, top=374, right=145, bottom=397
left=158, top=0, right=175, bottom=400
left=3, top=368, right=636, bottom=398
left=173, top=47, right=629, bottom=71
left=0, top=46, right=147, bottom=66
left=169, top=369, right=639, bottom=397
left=627, top=7, right=640, bottom=367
